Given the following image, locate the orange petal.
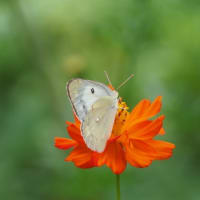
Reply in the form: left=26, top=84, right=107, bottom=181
left=125, top=140, right=153, bottom=168
left=66, top=122, right=83, bottom=143
left=128, top=99, right=151, bottom=121
left=73, top=113, right=81, bottom=126
left=122, top=116, right=150, bottom=134
left=128, top=115, right=165, bottom=140
left=97, top=142, right=126, bottom=174
left=143, top=96, right=162, bottom=119
left=145, top=140, right=175, bottom=160
left=54, top=137, right=77, bottom=150
left=159, top=128, right=165, bottom=135
left=65, top=145, right=98, bottom=168
left=125, top=139, right=175, bottom=168
left=127, top=96, right=162, bottom=124
left=125, top=119, right=152, bottom=135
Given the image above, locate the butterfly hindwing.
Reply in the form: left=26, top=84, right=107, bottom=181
left=81, top=96, right=118, bottom=152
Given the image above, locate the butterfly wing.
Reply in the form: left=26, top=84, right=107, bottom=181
left=67, top=78, right=118, bottom=122
left=81, top=96, right=118, bottom=153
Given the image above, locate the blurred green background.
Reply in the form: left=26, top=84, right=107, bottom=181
left=1, top=0, right=200, bottom=200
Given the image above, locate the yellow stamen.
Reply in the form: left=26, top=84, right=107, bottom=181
left=112, top=98, right=129, bottom=136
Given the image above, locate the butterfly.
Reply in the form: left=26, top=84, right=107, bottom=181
left=66, top=73, right=133, bottom=153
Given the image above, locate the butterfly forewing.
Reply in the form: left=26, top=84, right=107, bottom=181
left=67, top=79, right=117, bottom=121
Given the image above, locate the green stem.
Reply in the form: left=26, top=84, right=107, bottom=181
left=116, top=174, right=121, bottom=200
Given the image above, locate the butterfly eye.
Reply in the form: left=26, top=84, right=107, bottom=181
left=91, top=88, right=95, bottom=94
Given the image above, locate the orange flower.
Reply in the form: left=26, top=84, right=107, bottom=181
left=55, top=96, right=175, bottom=174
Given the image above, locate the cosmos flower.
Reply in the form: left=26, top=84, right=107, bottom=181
left=54, top=96, right=175, bottom=174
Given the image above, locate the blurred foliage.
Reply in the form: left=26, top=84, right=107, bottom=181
left=0, top=0, right=200, bottom=200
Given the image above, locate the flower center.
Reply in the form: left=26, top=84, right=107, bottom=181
left=112, top=98, right=129, bottom=136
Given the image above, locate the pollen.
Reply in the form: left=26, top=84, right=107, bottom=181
left=112, top=98, right=129, bottom=136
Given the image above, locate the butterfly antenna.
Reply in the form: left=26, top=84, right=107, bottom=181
left=117, top=74, right=134, bottom=90
left=104, top=71, right=113, bottom=87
